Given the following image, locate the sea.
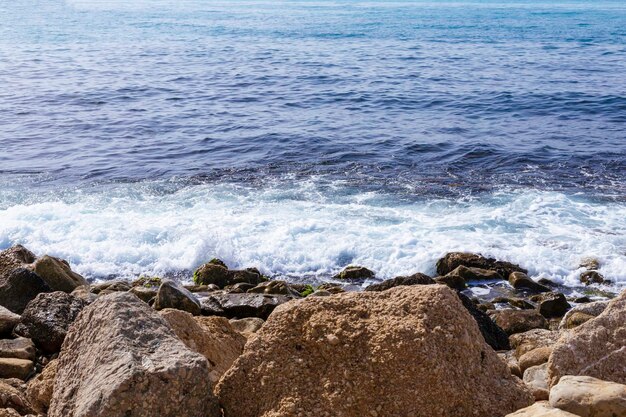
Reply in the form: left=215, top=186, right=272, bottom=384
left=1, top=0, right=625, bottom=289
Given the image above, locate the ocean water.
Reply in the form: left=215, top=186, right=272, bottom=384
left=0, top=0, right=625, bottom=287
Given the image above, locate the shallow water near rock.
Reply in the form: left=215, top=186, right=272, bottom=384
left=0, top=0, right=625, bottom=289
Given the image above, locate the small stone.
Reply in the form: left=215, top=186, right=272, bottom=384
left=128, top=285, right=157, bottom=303
left=580, top=270, right=605, bottom=285
left=489, top=309, right=548, bottom=336
left=509, top=272, right=551, bottom=293
left=549, top=375, right=626, bottom=417
left=449, top=265, right=503, bottom=281
left=434, top=274, right=466, bottom=291
left=531, top=292, right=571, bottom=319
left=0, top=338, right=36, bottom=361
left=364, top=273, right=434, bottom=291
left=0, top=358, right=34, bottom=380
left=153, top=279, right=201, bottom=316
left=333, top=266, right=375, bottom=281
left=248, top=280, right=301, bottom=297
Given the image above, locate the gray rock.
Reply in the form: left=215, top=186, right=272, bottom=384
left=559, top=300, right=608, bottom=330
left=364, top=273, right=434, bottom=291
left=523, top=363, right=549, bottom=401
left=0, top=305, right=21, bottom=336
left=153, top=279, right=201, bottom=316
left=436, top=252, right=526, bottom=277
left=201, top=292, right=294, bottom=320
left=48, top=292, right=220, bottom=417
left=549, top=375, right=626, bottom=417
left=489, top=309, right=549, bottom=336
left=0, top=268, right=51, bottom=314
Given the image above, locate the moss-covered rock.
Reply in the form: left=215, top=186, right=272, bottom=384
left=333, top=266, right=374, bottom=281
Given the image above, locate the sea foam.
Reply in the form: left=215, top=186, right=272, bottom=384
left=0, top=180, right=624, bottom=288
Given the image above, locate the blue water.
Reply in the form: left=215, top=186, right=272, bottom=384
left=0, top=0, right=625, bottom=287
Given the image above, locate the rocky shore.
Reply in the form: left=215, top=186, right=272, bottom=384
left=0, top=244, right=624, bottom=417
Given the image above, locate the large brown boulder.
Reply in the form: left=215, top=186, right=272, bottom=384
left=14, top=292, right=88, bottom=353
left=436, top=252, right=526, bottom=277
left=548, top=289, right=626, bottom=387
left=216, top=285, right=533, bottom=417
left=29, top=255, right=87, bottom=293
left=48, top=292, right=220, bottom=417
left=160, top=309, right=246, bottom=386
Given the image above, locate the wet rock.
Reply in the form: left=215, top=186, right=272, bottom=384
left=48, top=292, right=220, bottom=417
left=548, top=289, right=626, bottom=387
left=128, top=285, right=157, bottom=303
left=364, top=273, right=434, bottom=291
left=226, top=282, right=255, bottom=293
left=573, top=296, right=591, bottom=303
left=580, top=270, right=605, bottom=285
left=0, top=268, right=51, bottom=314
left=153, top=279, right=201, bottom=316
left=201, top=292, right=294, bottom=320
left=0, top=307, right=20, bottom=336
left=450, top=265, right=503, bottom=281
left=523, top=363, right=550, bottom=401
left=29, top=255, right=87, bottom=292
left=434, top=274, right=466, bottom=291
left=0, top=379, right=35, bottom=415
left=333, top=265, right=375, bottom=281
left=491, top=297, right=535, bottom=310
left=509, top=272, right=551, bottom=293
left=458, top=292, right=510, bottom=350
left=229, top=317, right=265, bottom=338
left=0, top=358, right=34, bottom=380
left=316, top=283, right=345, bottom=294
left=519, top=346, right=552, bottom=374
left=538, top=278, right=559, bottom=288
left=247, top=280, right=301, bottom=297
left=436, top=252, right=526, bottom=277
left=489, top=309, right=548, bottom=336
left=160, top=309, right=245, bottom=386
left=531, top=292, right=571, bottom=318
left=510, top=329, right=561, bottom=359
left=193, top=262, right=266, bottom=288
left=559, top=300, right=608, bottom=330
left=0, top=338, right=35, bottom=361
left=549, top=375, right=626, bottom=417
left=216, top=285, right=533, bottom=417
left=505, top=402, right=579, bottom=417
left=14, top=291, right=88, bottom=353
left=26, top=359, right=57, bottom=414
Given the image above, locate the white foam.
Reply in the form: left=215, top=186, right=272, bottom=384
left=0, top=180, right=624, bottom=288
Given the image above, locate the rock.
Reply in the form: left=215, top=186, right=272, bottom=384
left=548, top=289, right=626, bottom=387
left=216, top=285, right=533, bottom=417
left=14, top=292, right=88, bottom=353
left=70, top=285, right=97, bottom=303
left=509, top=272, right=551, bottom=293
left=524, top=363, right=550, bottom=401
left=531, top=292, right=571, bottom=318
left=559, top=300, right=608, bottom=330
left=48, top=292, right=220, bottom=417
left=434, top=274, right=466, bottom=291
left=193, top=262, right=265, bottom=288
left=247, top=280, right=300, bottom=297
left=131, top=276, right=162, bottom=288
left=549, top=375, right=626, bottom=417
left=0, top=245, right=36, bottom=278
left=449, top=265, right=503, bottom=281
left=580, top=270, right=605, bottom=285
left=436, top=252, right=526, bottom=277
left=490, top=309, right=548, bottom=335
left=510, top=329, right=561, bottom=359
left=227, top=282, right=256, bottom=293
left=184, top=284, right=217, bottom=293
left=153, top=279, right=201, bottom=316
left=29, top=255, right=87, bottom=292
left=0, top=338, right=35, bottom=361
left=492, top=297, right=535, bottom=310
left=316, top=283, right=345, bottom=294
left=229, top=317, right=265, bottom=338
left=538, top=278, right=559, bottom=288
left=0, top=379, right=35, bottom=415
left=0, top=307, right=20, bottom=336
left=128, top=285, right=157, bottom=303
left=0, top=268, right=51, bottom=314
left=499, top=350, right=522, bottom=378
left=160, top=309, right=246, bottom=386
left=364, top=273, right=434, bottom=291
left=310, top=289, right=331, bottom=296
left=201, top=292, right=294, bottom=320
left=505, top=401, right=579, bottom=417
left=333, top=265, right=375, bottom=281
left=519, top=346, right=552, bottom=374
left=0, top=358, right=34, bottom=380
left=26, top=359, right=57, bottom=414
left=91, top=280, right=131, bottom=294
left=458, top=292, right=510, bottom=350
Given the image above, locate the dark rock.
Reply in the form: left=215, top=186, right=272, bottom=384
left=208, top=258, right=228, bottom=268
left=131, top=276, right=162, bottom=288
left=0, top=268, right=52, bottom=314
left=248, top=280, right=301, bottom=297
left=14, top=291, right=88, bottom=353
left=491, top=297, right=535, bottom=310
left=537, top=278, right=559, bottom=288
left=458, top=292, right=510, bottom=350
left=436, top=252, right=526, bottom=277
left=574, top=296, right=591, bottom=304
left=489, top=309, right=548, bottom=335
left=530, top=292, right=571, bottom=318
left=153, top=280, right=201, bottom=316
left=317, top=283, right=345, bottom=294
left=0, top=305, right=21, bottom=336
left=333, top=265, right=375, bottom=281
left=508, top=272, right=551, bottom=293
left=0, top=245, right=36, bottom=278
left=183, top=284, right=216, bottom=293
left=449, top=265, right=503, bottom=281
left=364, top=273, right=434, bottom=291
left=580, top=270, right=605, bottom=285
left=227, top=282, right=256, bottom=293
left=434, top=274, right=466, bottom=291
left=30, top=255, right=88, bottom=292
left=193, top=262, right=266, bottom=288
left=201, top=293, right=294, bottom=320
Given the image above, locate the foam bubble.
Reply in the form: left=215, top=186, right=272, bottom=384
left=0, top=180, right=624, bottom=288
